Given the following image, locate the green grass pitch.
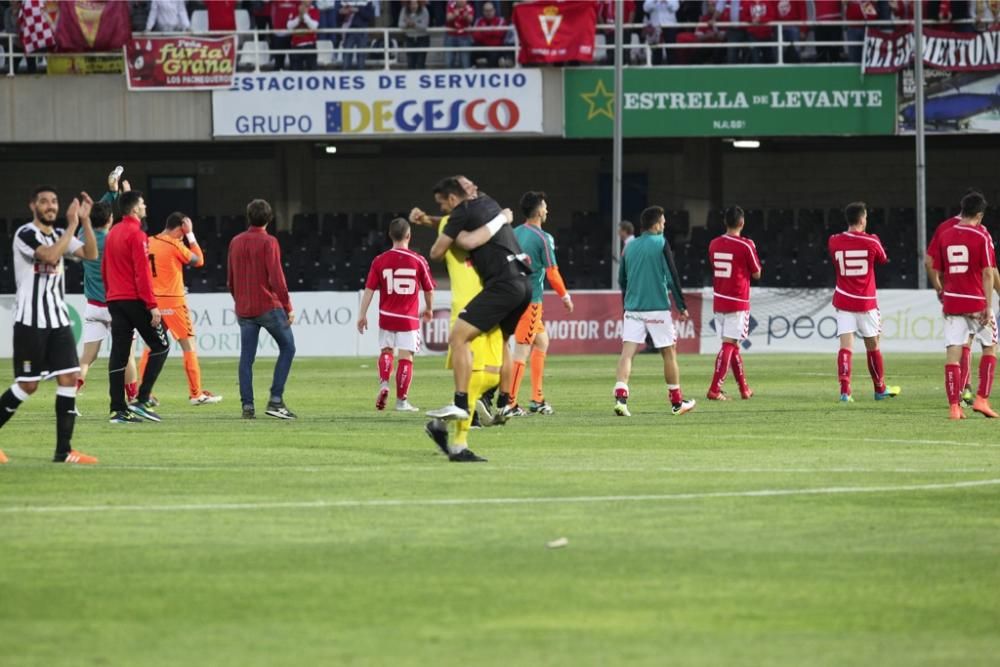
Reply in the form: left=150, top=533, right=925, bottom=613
left=2, top=353, right=999, bottom=666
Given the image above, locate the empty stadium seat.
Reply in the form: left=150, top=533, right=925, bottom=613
left=316, top=40, right=338, bottom=68
left=238, top=40, right=269, bottom=70
left=190, top=10, right=208, bottom=34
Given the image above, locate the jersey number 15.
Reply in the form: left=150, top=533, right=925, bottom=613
left=834, top=250, right=869, bottom=276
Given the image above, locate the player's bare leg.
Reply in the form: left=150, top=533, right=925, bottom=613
left=0, top=374, right=97, bottom=465
left=707, top=336, right=739, bottom=400
left=661, top=345, right=695, bottom=415
left=612, top=342, right=642, bottom=416
left=945, top=343, right=968, bottom=419
left=972, top=343, right=998, bottom=418
left=838, top=332, right=855, bottom=402
left=78, top=340, right=103, bottom=391
left=394, top=348, right=418, bottom=412
left=865, top=335, right=900, bottom=401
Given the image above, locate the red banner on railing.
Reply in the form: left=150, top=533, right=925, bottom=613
left=54, top=0, right=130, bottom=53
left=124, top=36, right=237, bottom=90
left=512, top=0, right=597, bottom=65
left=864, top=26, right=1000, bottom=73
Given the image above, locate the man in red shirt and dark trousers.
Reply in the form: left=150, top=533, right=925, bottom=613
left=102, top=190, right=171, bottom=424
left=227, top=199, right=297, bottom=421
left=471, top=1, right=507, bottom=68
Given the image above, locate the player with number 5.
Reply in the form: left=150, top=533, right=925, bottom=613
left=358, top=218, right=436, bottom=412
left=827, top=202, right=901, bottom=403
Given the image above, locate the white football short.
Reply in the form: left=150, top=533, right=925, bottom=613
left=714, top=311, right=750, bottom=341
left=82, top=303, right=112, bottom=344
left=943, top=315, right=998, bottom=348
left=836, top=309, right=881, bottom=338
left=623, top=310, right=676, bottom=349
left=379, top=328, right=421, bottom=353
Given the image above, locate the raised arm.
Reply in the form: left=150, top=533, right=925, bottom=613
left=454, top=208, right=514, bottom=250
left=74, top=193, right=99, bottom=260
left=35, top=199, right=80, bottom=265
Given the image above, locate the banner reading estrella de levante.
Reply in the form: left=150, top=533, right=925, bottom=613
left=212, top=70, right=543, bottom=137
left=564, top=66, right=896, bottom=138
left=125, top=36, right=237, bottom=90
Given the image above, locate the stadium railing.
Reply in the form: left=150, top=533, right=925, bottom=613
left=0, top=18, right=971, bottom=76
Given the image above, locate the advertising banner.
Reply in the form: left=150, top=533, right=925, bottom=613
left=863, top=26, right=1000, bottom=74
left=564, top=66, right=896, bottom=138
left=896, top=67, right=1000, bottom=133
left=512, top=0, right=597, bottom=65
left=212, top=70, right=544, bottom=137
left=125, top=36, right=237, bottom=90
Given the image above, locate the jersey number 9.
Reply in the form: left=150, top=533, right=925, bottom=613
left=946, top=245, right=969, bottom=274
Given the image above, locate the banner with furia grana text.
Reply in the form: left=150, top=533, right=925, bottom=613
left=563, top=66, right=896, bottom=138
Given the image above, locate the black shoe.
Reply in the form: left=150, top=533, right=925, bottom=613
left=424, top=419, right=449, bottom=456
left=449, top=448, right=487, bottom=463
left=109, top=410, right=143, bottom=424
left=265, top=401, right=296, bottom=420
left=242, top=405, right=256, bottom=420
left=471, top=411, right=482, bottom=429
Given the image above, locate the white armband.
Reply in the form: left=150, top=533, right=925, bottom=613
left=485, top=213, right=506, bottom=238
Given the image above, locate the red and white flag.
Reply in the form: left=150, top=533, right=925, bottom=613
left=18, top=0, right=56, bottom=54
left=512, top=1, right=597, bottom=64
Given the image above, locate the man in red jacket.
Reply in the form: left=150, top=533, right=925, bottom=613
left=101, top=190, right=171, bottom=424
left=471, top=2, right=508, bottom=68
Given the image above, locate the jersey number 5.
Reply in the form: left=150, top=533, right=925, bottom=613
left=382, top=268, right=417, bottom=295
left=946, top=245, right=969, bottom=274
left=713, top=252, right=734, bottom=278
left=834, top=250, right=869, bottom=276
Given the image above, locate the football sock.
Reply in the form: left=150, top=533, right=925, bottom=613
left=125, top=382, right=138, bottom=402
left=396, top=359, right=413, bottom=400
left=978, top=355, right=996, bottom=399
left=866, top=349, right=886, bottom=393
left=510, top=361, right=526, bottom=405
left=838, top=348, right=852, bottom=395
left=945, top=363, right=961, bottom=405
left=455, top=372, right=481, bottom=446
left=378, top=350, right=394, bottom=384
left=614, top=381, right=629, bottom=403
left=454, top=392, right=469, bottom=412
left=54, top=386, right=77, bottom=460
left=497, top=392, right=511, bottom=409
left=730, top=348, right=748, bottom=392
left=183, top=350, right=202, bottom=397
left=710, top=342, right=737, bottom=393
left=668, top=384, right=682, bottom=407
left=530, top=349, right=546, bottom=403
left=960, top=346, right=972, bottom=390
left=0, top=384, right=29, bottom=429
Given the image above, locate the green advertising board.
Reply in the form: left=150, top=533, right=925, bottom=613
left=564, top=66, right=897, bottom=138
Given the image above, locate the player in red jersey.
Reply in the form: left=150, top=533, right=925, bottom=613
left=931, top=191, right=998, bottom=419
left=706, top=206, right=761, bottom=400
left=827, top=202, right=900, bottom=402
left=358, top=218, right=435, bottom=412
left=925, top=190, right=1000, bottom=407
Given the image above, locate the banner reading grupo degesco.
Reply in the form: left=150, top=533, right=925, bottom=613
left=211, top=70, right=543, bottom=137
left=863, top=26, right=1000, bottom=74
left=125, top=36, right=237, bottom=90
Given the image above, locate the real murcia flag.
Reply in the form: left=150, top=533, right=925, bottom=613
left=512, top=0, right=596, bottom=64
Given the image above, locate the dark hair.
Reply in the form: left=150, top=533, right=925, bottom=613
left=432, top=177, right=466, bottom=200
left=118, top=190, right=144, bottom=216
left=640, top=206, right=664, bottom=231
left=724, top=206, right=745, bottom=229
left=246, top=199, right=273, bottom=228
left=618, top=220, right=634, bottom=235
left=164, top=211, right=187, bottom=231
left=961, top=191, right=987, bottom=217
left=388, top=217, right=410, bottom=242
left=91, top=201, right=113, bottom=228
left=844, top=201, right=867, bottom=226
left=30, top=185, right=57, bottom=202
left=520, top=191, right=546, bottom=219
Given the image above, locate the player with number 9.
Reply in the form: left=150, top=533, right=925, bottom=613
left=827, top=201, right=900, bottom=403
left=357, top=218, right=436, bottom=412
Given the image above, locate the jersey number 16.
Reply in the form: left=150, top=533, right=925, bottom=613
left=382, top=268, right=417, bottom=295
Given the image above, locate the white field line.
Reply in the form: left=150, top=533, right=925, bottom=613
left=72, top=465, right=996, bottom=474
left=2, top=478, right=999, bottom=515
left=541, top=432, right=1000, bottom=449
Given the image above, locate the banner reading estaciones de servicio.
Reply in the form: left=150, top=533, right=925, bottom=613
left=125, top=36, right=237, bottom=90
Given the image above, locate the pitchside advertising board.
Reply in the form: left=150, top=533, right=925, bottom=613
left=211, top=70, right=543, bottom=137
left=564, top=66, right=897, bottom=137
left=0, top=289, right=958, bottom=359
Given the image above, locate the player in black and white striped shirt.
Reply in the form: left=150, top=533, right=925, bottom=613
left=0, top=186, right=100, bottom=465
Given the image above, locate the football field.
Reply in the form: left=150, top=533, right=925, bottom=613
left=2, top=353, right=999, bottom=666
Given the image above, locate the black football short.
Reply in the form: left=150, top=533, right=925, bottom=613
left=12, top=323, right=80, bottom=382
left=458, top=276, right=532, bottom=338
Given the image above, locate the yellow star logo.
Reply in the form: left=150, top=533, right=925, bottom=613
left=580, top=78, right=614, bottom=121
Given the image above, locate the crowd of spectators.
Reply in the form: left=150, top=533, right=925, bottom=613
left=2, top=1, right=997, bottom=73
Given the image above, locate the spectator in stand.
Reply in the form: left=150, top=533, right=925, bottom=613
left=596, top=0, right=636, bottom=65
left=288, top=0, right=319, bottom=70
left=710, top=1, right=747, bottom=64
left=844, top=1, right=880, bottom=62
left=814, top=0, right=844, bottom=62
left=445, top=0, right=475, bottom=68
left=399, top=0, right=430, bottom=70
left=250, top=0, right=271, bottom=30
left=974, top=0, right=1000, bottom=29
left=643, top=0, right=680, bottom=65
left=744, top=0, right=774, bottom=63
left=129, top=1, right=151, bottom=33
left=316, top=0, right=338, bottom=42
left=774, top=0, right=807, bottom=63
left=146, top=0, right=191, bottom=32
left=674, top=9, right=725, bottom=64
left=472, top=2, right=508, bottom=68
left=206, top=0, right=237, bottom=33
left=939, top=0, right=974, bottom=31
left=3, top=1, right=36, bottom=74
left=336, top=0, right=375, bottom=70
left=270, top=0, right=299, bottom=70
